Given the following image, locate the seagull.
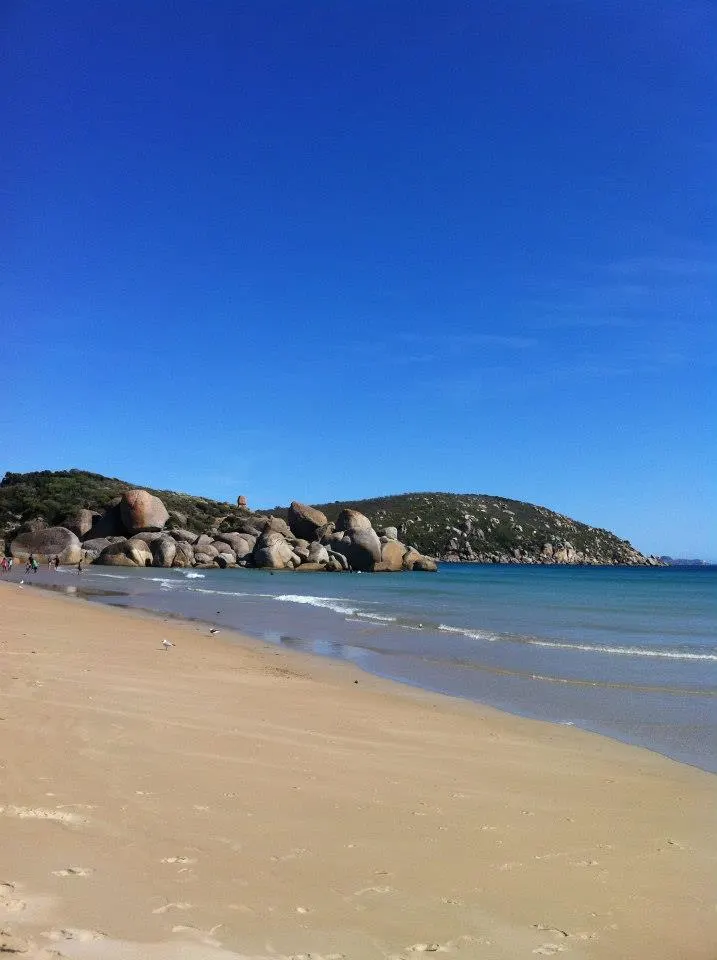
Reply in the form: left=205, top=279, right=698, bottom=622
left=209, top=628, right=220, bottom=636
left=161, top=638, right=174, bottom=651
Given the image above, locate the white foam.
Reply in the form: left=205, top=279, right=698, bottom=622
left=180, top=571, right=205, bottom=579
left=273, top=594, right=359, bottom=616
left=527, top=638, right=717, bottom=662
left=438, top=624, right=501, bottom=642
left=356, top=612, right=397, bottom=623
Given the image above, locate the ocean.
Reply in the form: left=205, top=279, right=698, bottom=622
left=15, top=562, right=717, bottom=774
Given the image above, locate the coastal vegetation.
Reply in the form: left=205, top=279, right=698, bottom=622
left=0, top=469, right=662, bottom=567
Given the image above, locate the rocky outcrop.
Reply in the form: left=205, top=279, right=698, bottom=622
left=63, top=509, right=100, bottom=538
left=81, top=491, right=437, bottom=574
left=214, top=532, right=256, bottom=559
left=308, top=541, right=330, bottom=565
left=97, top=540, right=153, bottom=567
left=335, top=508, right=373, bottom=534
left=169, top=528, right=198, bottom=544
left=328, top=528, right=382, bottom=571
left=10, top=526, right=82, bottom=564
left=85, top=501, right=125, bottom=539
left=288, top=501, right=329, bottom=541
left=150, top=536, right=177, bottom=568
left=252, top=529, right=295, bottom=570
left=172, top=542, right=195, bottom=567
left=78, top=536, right=122, bottom=553
left=379, top=539, right=405, bottom=571
left=119, top=490, right=169, bottom=535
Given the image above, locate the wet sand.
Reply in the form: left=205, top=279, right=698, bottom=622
left=1, top=581, right=716, bottom=959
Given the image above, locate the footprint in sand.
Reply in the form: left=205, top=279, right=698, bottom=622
left=353, top=885, right=394, bottom=897
left=533, top=945, right=568, bottom=956
left=44, top=928, right=106, bottom=943
left=0, top=928, right=31, bottom=953
left=52, top=867, right=93, bottom=878
left=160, top=857, right=197, bottom=864
left=407, top=944, right=443, bottom=953
left=0, top=882, right=26, bottom=914
left=152, top=901, right=193, bottom=915
left=171, top=923, right=223, bottom=945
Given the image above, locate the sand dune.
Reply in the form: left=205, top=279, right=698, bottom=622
left=1, top=583, right=715, bottom=959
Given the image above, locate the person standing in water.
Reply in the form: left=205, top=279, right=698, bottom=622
left=77, top=558, right=83, bottom=575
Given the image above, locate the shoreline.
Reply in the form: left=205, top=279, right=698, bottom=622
left=1, top=580, right=716, bottom=958
left=9, top=565, right=717, bottom=776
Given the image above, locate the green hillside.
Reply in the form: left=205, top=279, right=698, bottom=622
left=282, top=491, right=656, bottom=565
left=0, top=469, right=236, bottom=535
left=1, top=470, right=660, bottom=565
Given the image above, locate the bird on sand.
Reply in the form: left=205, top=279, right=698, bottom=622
left=161, top=638, right=174, bottom=650
left=209, top=628, right=219, bottom=636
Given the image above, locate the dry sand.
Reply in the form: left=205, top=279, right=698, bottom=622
left=0, top=581, right=715, bottom=960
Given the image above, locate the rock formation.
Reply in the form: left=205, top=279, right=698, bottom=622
left=1, top=471, right=663, bottom=570
left=120, top=489, right=170, bottom=534
left=10, top=526, right=82, bottom=564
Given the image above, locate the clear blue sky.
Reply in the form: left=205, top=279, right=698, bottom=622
left=1, top=1, right=714, bottom=557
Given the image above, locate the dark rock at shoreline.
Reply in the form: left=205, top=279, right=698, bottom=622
left=151, top=536, right=177, bottom=568
left=172, top=542, right=195, bottom=567
left=10, top=526, right=82, bottom=564
left=97, top=539, right=153, bottom=567
left=252, top=529, right=295, bottom=569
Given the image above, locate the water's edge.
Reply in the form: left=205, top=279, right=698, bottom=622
left=12, top=571, right=717, bottom=778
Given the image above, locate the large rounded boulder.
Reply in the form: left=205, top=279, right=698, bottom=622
left=10, top=527, right=82, bottom=564
left=150, top=536, right=177, bottom=568
left=378, top=539, right=406, bottom=572
left=335, top=508, right=373, bottom=534
left=287, top=501, right=329, bottom=540
left=119, top=490, right=169, bottom=535
left=328, top=528, right=382, bottom=572
left=96, top=540, right=153, bottom=567
left=252, top=529, right=294, bottom=570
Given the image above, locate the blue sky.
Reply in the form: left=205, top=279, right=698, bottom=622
left=1, top=1, right=714, bottom=557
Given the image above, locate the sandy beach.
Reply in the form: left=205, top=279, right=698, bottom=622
left=1, top=582, right=715, bottom=959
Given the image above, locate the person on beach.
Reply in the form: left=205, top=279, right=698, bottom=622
left=27, top=555, right=38, bottom=573
left=54, top=555, right=60, bottom=570
left=77, top=558, right=83, bottom=575
left=7, top=557, right=13, bottom=572
left=0, top=557, right=7, bottom=574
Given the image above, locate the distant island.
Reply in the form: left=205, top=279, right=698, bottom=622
left=0, top=469, right=663, bottom=571
left=659, top=556, right=712, bottom=567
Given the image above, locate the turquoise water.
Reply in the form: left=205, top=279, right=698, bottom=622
left=19, top=563, right=717, bottom=773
